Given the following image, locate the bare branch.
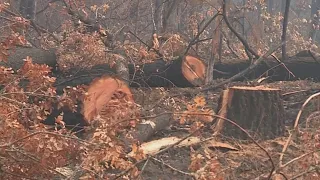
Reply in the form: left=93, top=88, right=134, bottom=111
left=222, top=0, right=259, bottom=58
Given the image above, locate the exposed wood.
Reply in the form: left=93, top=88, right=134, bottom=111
left=54, top=54, right=320, bottom=90
left=4, top=47, right=320, bottom=89
left=214, top=86, right=285, bottom=140
left=82, top=76, right=134, bottom=124
left=128, top=55, right=206, bottom=87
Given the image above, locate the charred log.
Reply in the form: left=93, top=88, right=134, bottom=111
left=214, top=56, right=320, bottom=81
left=54, top=55, right=206, bottom=90
left=5, top=48, right=320, bottom=89
left=0, top=47, right=57, bottom=72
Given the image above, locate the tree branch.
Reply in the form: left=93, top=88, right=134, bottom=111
left=222, top=0, right=259, bottom=58
left=184, top=12, right=221, bottom=55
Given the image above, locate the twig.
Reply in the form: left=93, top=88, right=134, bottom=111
left=222, top=0, right=259, bottom=58
left=289, top=166, right=319, bottom=180
left=279, top=92, right=320, bottom=166
left=307, top=50, right=320, bottom=65
left=282, top=90, right=309, bottom=97
left=281, top=149, right=320, bottom=169
left=222, top=31, right=241, bottom=59
left=201, top=42, right=283, bottom=92
left=210, top=115, right=275, bottom=179
left=113, top=112, right=274, bottom=179
left=278, top=172, right=289, bottom=180
left=151, top=157, right=195, bottom=177
left=136, top=157, right=150, bottom=179
left=1, top=170, right=37, bottom=180
left=7, top=147, right=67, bottom=178
left=112, top=127, right=203, bottom=180
left=0, top=131, right=95, bottom=148
left=184, top=12, right=221, bottom=55
left=127, top=30, right=162, bottom=57
left=271, top=54, right=295, bottom=78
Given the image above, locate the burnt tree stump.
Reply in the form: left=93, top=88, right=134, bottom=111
left=214, top=86, right=285, bottom=140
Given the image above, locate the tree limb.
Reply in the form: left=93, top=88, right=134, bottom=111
left=222, top=0, right=259, bottom=58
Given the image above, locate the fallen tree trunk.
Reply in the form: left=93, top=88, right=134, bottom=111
left=0, top=47, right=57, bottom=71
left=128, top=55, right=206, bottom=87
left=214, top=86, right=285, bottom=140
left=54, top=55, right=207, bottom=92
left=4, top=48, right=320, bottom=89
left=214, top=56, right=320, bottom=81
left=81, top=76, right=173, bottom=152
left=55, top=55, right=320, bottom=91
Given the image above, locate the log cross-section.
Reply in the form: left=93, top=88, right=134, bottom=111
left=214, top=86, right=285, bottom=140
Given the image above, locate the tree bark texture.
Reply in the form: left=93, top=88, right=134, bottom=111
left=213, top=55, right=320, bottom=81
left=0, top=47, right=57, bottom=71
left=281, top=0, right=291, bottom=61
left=214, top=86, right=285, bottom=140
left=19, top=0, right=37, bottom=20
left=4, top=48, right=320, bottom=90
left=54, top=55, right=206, bottom=93
left=310, top=0, right=320, bottom=42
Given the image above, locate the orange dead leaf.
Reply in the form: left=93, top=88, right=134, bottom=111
left=131, top=144, right=146, bottom=160
left=102, top=4, right=110, bottom=12
left=194, top=96, right=206, bottom=107
left=152, top=33, right=160, bottom=50
left=55, top=112, right=65, bottom=128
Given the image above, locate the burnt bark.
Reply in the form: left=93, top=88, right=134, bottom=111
left=310, top=0, right=320, bottom=42
left=214, top=86, right=285, bottom=140
left=54, top=55, right=206, bottom=91
left=213, top=55, right=320, bottom=81
left=281, top=0, right=291, bottom=61
left=5, top=48, right=320, bottom=89
left=0, top=47, right=57, bottom=71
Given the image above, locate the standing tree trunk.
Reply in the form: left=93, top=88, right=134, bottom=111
left=281, top=0, right=286, bottom=15
left=242, top=0, right=246, bottom=37
left=161, top=0, right=177, bottom=33
left=19, top=0, right=36, bottom=20
left=310, top=0, right=320, bottom=42
left=281, top=0, right=291, bottom=61
left=214, top=86, right=285, bottom=140
left=153, top=0, right=163, bottom=33
left=206, top=11, right=222, bottom=84
left=267, top=0, right=274, bottom=15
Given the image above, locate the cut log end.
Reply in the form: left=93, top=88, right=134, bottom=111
left=82, top=75, right=134, bottom=124
left=214, top=86, right=285, bottom=140
left=181, top=55, right=206, bottom=86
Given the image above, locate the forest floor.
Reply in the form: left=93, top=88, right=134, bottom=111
left=130, top=79, right=320, bottom=180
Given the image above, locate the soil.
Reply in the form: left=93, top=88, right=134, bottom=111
left=130, top=79, right=320, bottom=180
